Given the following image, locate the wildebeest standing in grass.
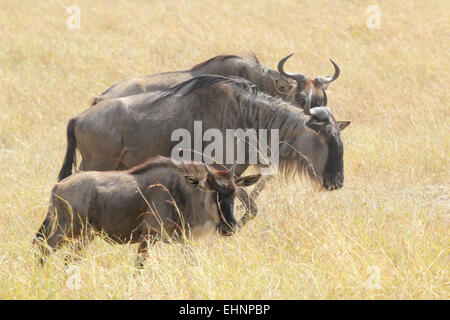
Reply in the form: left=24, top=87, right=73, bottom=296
left=91, top=53, right=340, bottom=109
left=57, top=75, right=350, bottom=226
left=34, top=157, right=261, bottom=267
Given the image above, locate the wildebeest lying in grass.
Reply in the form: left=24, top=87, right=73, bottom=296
left=92, top=53, right=340, bottom=109
left=57, top=75, right=350, bottom=226
left=34, top=156, right=261, bottom=267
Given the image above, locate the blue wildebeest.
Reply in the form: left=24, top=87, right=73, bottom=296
left=91, top=54, right=340, bottom=109
left=57, top=75, right=350, bottom=226
left=34, top=156, right=261, bottom=267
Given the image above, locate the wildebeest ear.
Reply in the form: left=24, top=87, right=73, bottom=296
left=274, top=79, right=293, bottom=93
left=337, top=121, right=351, bottom=131
left=306, top=119, right=323, bottom=133
left=234, top=174, right=262, bottom=187
left=185, top=176, right=199, bottom=189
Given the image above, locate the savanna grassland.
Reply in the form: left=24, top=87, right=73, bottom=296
left=0, top=0, right=448, bottom=299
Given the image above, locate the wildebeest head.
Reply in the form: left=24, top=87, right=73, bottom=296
left=277, top=53, right=340, bottom=109
left=288, top=89, right=350, bottom=190
left=184, top=164, right=261, bottom=236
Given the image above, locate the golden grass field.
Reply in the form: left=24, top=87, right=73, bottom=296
left=0, top=0, right=448, bottom=299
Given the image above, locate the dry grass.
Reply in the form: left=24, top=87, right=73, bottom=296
left=0, top=0, right=448, bottom=299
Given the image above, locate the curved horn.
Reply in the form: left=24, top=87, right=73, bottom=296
left=315, top=59, right=340, bottom=85
left=277, top=53, right=307, bottom=83
left=322, top=89, right=327, bottom=106
left=230, top=163, right=238, bottom=177
left=303, top=89, right=312, bottom=115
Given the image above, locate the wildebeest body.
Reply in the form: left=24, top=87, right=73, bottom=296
left=75, top=79, right=252, bottom=173
left=48, top=166, right=217, bottom=244
left=91, top=54, right=339, bottom=109
left=36, top=157, right=261, bottom=266
left=58, top=76, right=350, bottom=229
left=92, top=55, right=289, bottom=105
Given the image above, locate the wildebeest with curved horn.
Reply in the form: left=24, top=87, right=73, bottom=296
left=277, top=53, right=340, bottom=109
left=91, top=53, right=339, bottom=109
left=34, top=156, right=261, bottom=267
left=57, top=75, right=350, bottom=225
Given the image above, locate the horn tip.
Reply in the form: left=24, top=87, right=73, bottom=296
left=329, top=58, right=340, bottom=70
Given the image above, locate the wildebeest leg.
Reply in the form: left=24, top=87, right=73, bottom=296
left=115, top=148, right=133, bottom=171
left=236, top=188, right=256, bottom=226
left=230, top=164, right=259, bottom=228
left=237, top=175, right=273, bottom=228
left=33, top=237, right=52, bottom=266
left=64, top=233, right=94, bottom=266
left=181, top=243, right=198, bottom=265
left=135, top=240, right=148, bottom=269
left=82, top=148, right=130, bottom=172
left=34, top=225, right=66, bottom=266
left=82, top=157, right=120, bottom=172
left=135, top=234, right=157, bottom=269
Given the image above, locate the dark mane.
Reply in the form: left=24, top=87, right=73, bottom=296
left=191, top=53, right=261, bottom=71
left=151, top=75, right=256, bottom=107
left=191, top=55, right=241, bottom=70
left=249, top=51, right=260, bottom=65
left=127, top=156, right=208, bottom=177
left=127, top=156, right=181, bottom=175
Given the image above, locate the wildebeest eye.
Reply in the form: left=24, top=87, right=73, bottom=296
left=274, top=79, right=291, bottom=93
left=184, top=176, right=199, bottom=188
